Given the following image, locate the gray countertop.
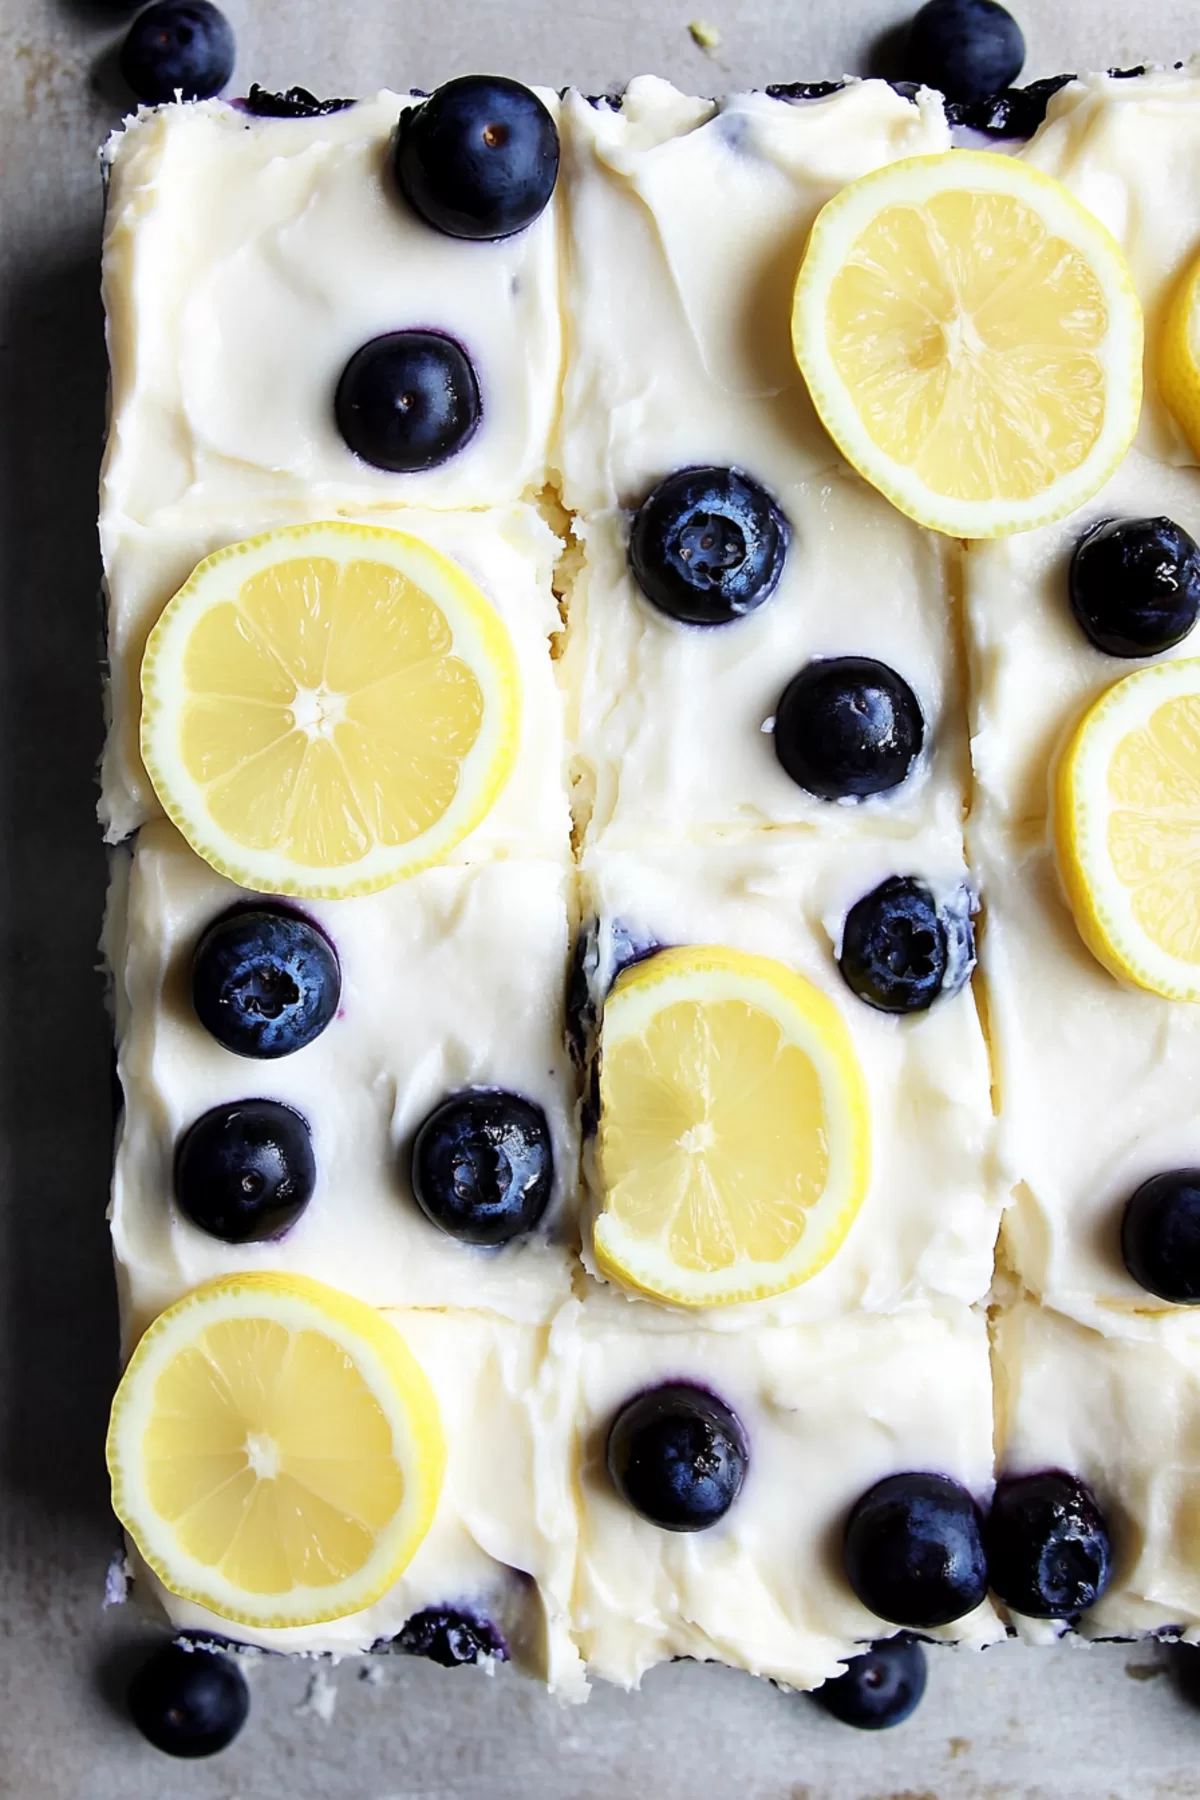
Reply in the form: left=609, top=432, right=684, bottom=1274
left=4, top=1, right=1200, bottom=1794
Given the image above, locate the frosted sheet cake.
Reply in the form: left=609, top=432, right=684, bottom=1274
left=97, top=60, right=1200, bottom=1703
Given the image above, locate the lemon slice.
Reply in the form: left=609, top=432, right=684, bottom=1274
left=792, top=151, right=1143, bottom=539
left=140, top=522, right=520, bottom=898
left=107, top=1273, right=445, bottom=1629
left=593, top=945, right=871, bottom=1308
left=1160, top=249, right=1200, bottom=457
left=1054, top=658, right=1200, bottom=1001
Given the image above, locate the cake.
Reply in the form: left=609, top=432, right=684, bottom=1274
left=97, top=57, right=1200, bottom=1719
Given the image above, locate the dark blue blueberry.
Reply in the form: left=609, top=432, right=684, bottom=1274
left=985, top=1472, right=1113, bottom=1619
left=119, top=1, right=235, bottom=104
left=394, top=77, right=560, bottom=241
left=335, top=331, right=481, bottom=474
left=629, top=467, right=789, bottom=627
left=1121, top=1170, right=1200, bottom=1304
left=844, top=1472, right=988, bottom=1628
left=812, top=1636, right=927, bottom=1730
left=775, top=658, right=924, bottom=802
left=1069, top=517, right=1200, bottom=658
left=765, top=80, right=848, bottom=101
left=127, top=1641, right=249, bottom=1758
left=607, top=1383, right=748, bottom=1532
left=947, top=73, right=1074, bottom=138
left=904, top=0, right=1025, bottom=105
left=242, top=85, right=356, bottom=117
left=566, top=918, right=658, bottom=1066
left=839, top=876, right=974, bottom=1015
left=175, top=1100, right=315, bottom=1244
left=393, top=1607, right=509, bottom=1667
left=191, top=906, right=340, bottom=1060
left=411, top=1089, right=553, bottom=1247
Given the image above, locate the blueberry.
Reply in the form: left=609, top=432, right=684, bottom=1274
left=628, top=467, right=789, bottom=626
left=335, top=331, right=481, bottom=474
left=764, top=81, right=848, bottom=101
left=1069, top=517, right=1200, bottom=658
left=119, top=1, right=235, bottom=104
left=127, top=1641, right=249, bottom=1758
left=175, top=1100, right=316, bottom=1244
left=607, top=1383, right=748, bottom=1532
left=904, top=0, right=1025, bottom=105
left=411, top=1089, right=553, bottom=1247
left=774, top=658, right=924, bottom=802
left=844, top=1472, right=988, bottom=1628
left=242, top=84, right=355, bottom=118
left=393, top=1608, right=509, bottom=1667
left=394, top=77, right=560, bottom=241
left=1121, top=1170, right=1200, bottom=1304
left=947, top=74, right=1074, bottom=137
left=566, top=918, right=658, bottom=1066
left=839, top=876, right=974, bottom=1015
left=985, top=1472, right=1113, bottom=1619
left=191, top=907, right=340, bottom=1060
left=812, top=1636, right=927, bottom=1730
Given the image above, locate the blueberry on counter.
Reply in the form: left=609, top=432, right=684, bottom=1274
left=242, top=84, right=356, bottom=117
left=629, top=467, right=789, bottom=626
left=175, top=1100, right=316, bottom=1244
left=1121, top=1170, right=1200, bottom=1303
left=607, top=1383, right=748, bottom=1531
left=335, top=331, right=481, bottom=473
left=839, top=876, right=974, bottom=1015
left=394, top=1607, right=509, bottom=1667
left=394, top=76, right=560, bottom=240
left=904, top=0, right=1025, bottom=105
left=120, top=1, right=235, bottom=104
left=127, top=1640, right=249, bottom=1758
left=812, top=1636, right=927, bottom=1730
left=985, top=1472, right=1113, bottom=1619
left=411, top=1090, right=553, bottom=1246
left=1069, top=517, right=1200, bottom=657
left=774, top=658, right=924, bottom=801
left=844, top=1472, right=988, bottom=1628
left=191, top=907, right=340, bottom=1060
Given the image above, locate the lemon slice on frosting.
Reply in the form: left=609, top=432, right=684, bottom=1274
left=107, top=1273, right=445, bottom=1630
left=792, top=150, right=1143, bottom=539
left=1160, top=246, right=1200, bottom=457
left=1055, top=658, right=1200, bottom=1002
left=140, top=522, right=520, bottom=899
left=593, top=945, right=871, bottom=1308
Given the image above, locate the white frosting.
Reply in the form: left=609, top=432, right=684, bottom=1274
left=110, top=820, right=578, bottom=1329
left=100, top=95, right=562, bottom=525
left=993, top=1300, right=1200, bottom=1641
left=576, top=837, right=1000, bottom=1327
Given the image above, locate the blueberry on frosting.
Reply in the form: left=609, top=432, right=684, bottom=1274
left=127, top=1640, right=249, bottom=1759
left=812, top=1636, right=927, bottom=1730
left=948, top=73, right=1074, bottom=138
left=1121, top=1170, right=1200, bottom=1303
left=394, top=76, right=560, bottom=241
left=242, top=84, right=355, bottom=117
left=411, top=1090, right=553, bottom=1246
left=335, top=330, right=482, bottom=473
left=120, top=0, right=235, bottom=104
left=985, top=1472, right=1113, bottom=1619
left=191, top=907, right=340, bottom=1060
left=903, top=0, right=1025, bottom=105
left=607, top=1383, right=748, bottom=1532
left=629, top=467, right=789, bottom=626
left=394, top=1607, right=509, bottom=1667
left=844, top=1472, right=988, bottom=1628
left=1069, top=516, right=1200, bottom=658
left=774, top=658, right=924, bottom=801
left=175, top=1100, right=316, bottom=1244
left=839, top=877, right=974, bottom=1015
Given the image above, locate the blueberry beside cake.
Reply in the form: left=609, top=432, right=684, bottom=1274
left=95, top=28, right=1200, bottom=1740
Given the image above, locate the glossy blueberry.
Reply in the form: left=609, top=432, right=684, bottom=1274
left=774, top=658, right=924, bottom=802
left=1069, top=516, right=1200, bottom=658
left=764, top=80, right=848, bottom=101
left=119, top=1, right=235, bottom=104
left=812, top=1636, right=928, bottom=1730
left=242, top=84, right=355, bottom=117
left=175, top=1100, right=316, bottom=1244
left=394, top=76, right=560, bottom=241
left=839, top=876, right=974, bottom=1015
left=947, top=73, right=1074, bottom=137
left=607, top=1383, right=748, bottom=1532
left=127, top=1641, right=249, bottom=1758
left=985, top=1472, right=1113, bottom=1619
left=1121, top=1170, right=1200, bottom=1304
left=566, top=918, right=658, bottom=1066
left=394, top=1607, right=509, bottom=1667
left=904, top=0, right=1025, bottom=105
left=844, top=1472, right=988, bottom=1629
left=411, top=1089, right=553, bottom=1247
left=335, top=331, right=481, bottom=473
left=629, top=467, right=789, bottom=626
left=191, top=907, right=340, bottom=1060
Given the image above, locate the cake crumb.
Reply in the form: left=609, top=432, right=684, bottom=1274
left=688, top=19, right=721, bottom=51
left=295, top=1667, right=339, bottom=1723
